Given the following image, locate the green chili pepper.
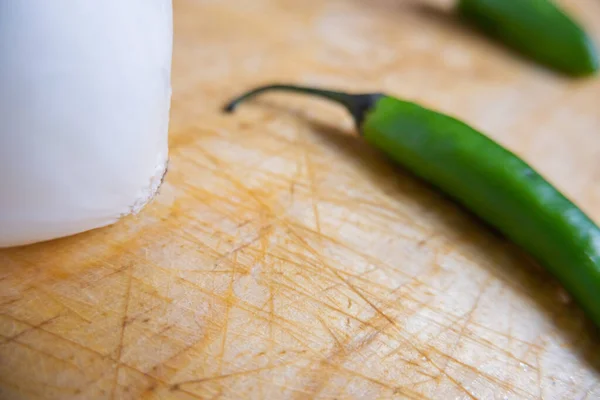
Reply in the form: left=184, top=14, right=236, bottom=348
left=224, top=84, right=600, bottom=329
left=457, top=0, right=599, bottom=76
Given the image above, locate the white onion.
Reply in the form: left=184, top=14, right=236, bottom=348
left=0, top=0, right=173, bottom=247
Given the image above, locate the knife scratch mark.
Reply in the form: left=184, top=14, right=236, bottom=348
left=0, top=314, right=60, bottom=346
left=109, top=262, right=134, bottom=400
left=317, top=315, right=345, bottom=354
left=213, top=225, right=272, bottom=267
left=436, top=278, right=491, bottom=378
left=0, top=331, right=84, bottom=374
left=0, top=377, right=52, bottom=400
left=171, top=360, right=299, bottom=388
left=304, top=147, right=323, bottom=237
left=32, top=287, right=92, bottom=323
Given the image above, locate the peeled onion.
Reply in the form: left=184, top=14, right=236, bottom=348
left=0, top=0, right=173, bottom=247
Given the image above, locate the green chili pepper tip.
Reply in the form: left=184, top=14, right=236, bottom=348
left=457, top=0, right=599, bottom=76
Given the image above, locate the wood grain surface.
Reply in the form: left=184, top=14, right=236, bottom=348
left=1, top=0, right=600, bottom=398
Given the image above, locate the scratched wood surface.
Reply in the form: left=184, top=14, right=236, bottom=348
left=1, top=0, right=600, bottom=399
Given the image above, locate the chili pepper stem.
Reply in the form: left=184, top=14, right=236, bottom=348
left=223, top=84, right=383, bottom=129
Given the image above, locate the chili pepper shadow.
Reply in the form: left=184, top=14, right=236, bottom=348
left=255, top=100, right=600, bottom=373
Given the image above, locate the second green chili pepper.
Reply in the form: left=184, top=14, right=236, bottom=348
left=457, top=0, right=599, bottom=76
left=224, top=84, right=600, bottom=330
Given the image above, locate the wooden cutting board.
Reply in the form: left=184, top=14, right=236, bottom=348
left=1, top=0, right=599, bottom=398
